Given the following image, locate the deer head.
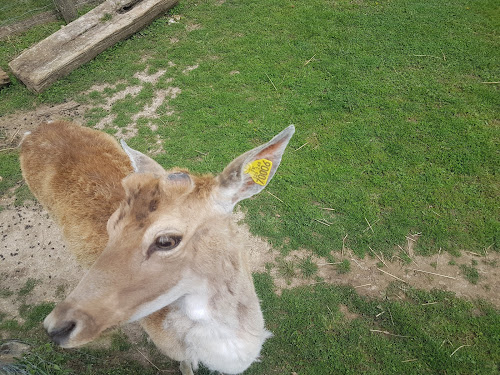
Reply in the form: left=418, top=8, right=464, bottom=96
left=43, top=125, right=295, bottom=348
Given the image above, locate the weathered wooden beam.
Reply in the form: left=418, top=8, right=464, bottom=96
left=9, top=0, right=178, bottom=93
left=54, top=0, right=78, bottom=23
left=0, top=68, right=11, bottom=89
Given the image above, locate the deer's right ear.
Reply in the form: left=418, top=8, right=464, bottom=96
left=120, top=140, right=166, bottom=176
left=214, top=125, right=295, bottom=213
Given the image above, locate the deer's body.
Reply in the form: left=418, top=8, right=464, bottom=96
left=20, top=123, right=132, bottom=266
left=20, top=121, right=294, bottom=374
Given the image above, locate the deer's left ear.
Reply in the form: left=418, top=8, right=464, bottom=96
left=120, top=140, right=166, bottom=176
left=214, top=125, right=295, bottom=212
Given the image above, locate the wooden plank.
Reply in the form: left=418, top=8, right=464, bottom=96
left=54, top=0, right=78, bottom=23
left=9, top=0, right=178, bottom=93
left=0, top=68, right=11, bottom=89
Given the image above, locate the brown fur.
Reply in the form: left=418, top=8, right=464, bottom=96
left=20, top=121, right=133, bottom=266
left=20, top=122, right=217, bottom=266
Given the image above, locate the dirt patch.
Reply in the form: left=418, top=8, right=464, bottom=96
left=88, top=67, right=181, bottom=142
left=339, top=304, right=359, bottom=322
left=260, top=245, right=499, bottom=308
left=185, top=24, right=201, bottom=32
left=0, top=205, right=83, bottom=319
left=0, top=66, right=181, bottom=153
left=0, top=101, right=87, bottom=150
left=182, top=64, right=199, bottom=74
left=0, top=203, right=147, bottom=349
left=319, top=250, right=499, bottom=307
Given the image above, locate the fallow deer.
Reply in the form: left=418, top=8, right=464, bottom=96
left=20, top=121, right=294, bottom=374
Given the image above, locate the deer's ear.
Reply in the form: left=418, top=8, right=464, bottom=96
left=120, top=140, right=166, bottom=176
left=214, top=125, right=295, bottom=212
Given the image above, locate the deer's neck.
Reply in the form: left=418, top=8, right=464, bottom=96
left=170, top=272, right=270, bottom=374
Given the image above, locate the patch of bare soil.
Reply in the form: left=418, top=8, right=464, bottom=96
left=320, top=250, right=499, bottom=307
left=0, top=205, right=82, bottom=319
left=88, top=66, right=181, bottom=142
left=0, top=65, right=188, bottom=154
left=228, top=212, right=499, bottom=308
left=0, top=101, right=87, bottom=150
left=260, top=245, right=499, bottom=308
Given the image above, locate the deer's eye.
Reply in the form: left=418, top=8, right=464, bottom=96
left=153, top=235, right=182, bottom=252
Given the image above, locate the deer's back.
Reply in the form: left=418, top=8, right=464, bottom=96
left=20, top=121, right=133, bottom=265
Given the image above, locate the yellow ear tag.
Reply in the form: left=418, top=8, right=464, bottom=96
left=244, top=159, right=273, bottom=186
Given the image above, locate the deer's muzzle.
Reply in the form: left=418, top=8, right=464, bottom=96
left=44, top=302, right=102, bottom=348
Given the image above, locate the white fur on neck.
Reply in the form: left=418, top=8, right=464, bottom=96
left=162, top=284, right=271, bottom=374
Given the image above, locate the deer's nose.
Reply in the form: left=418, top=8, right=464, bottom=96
left=46, top=320, right=77, bottom=345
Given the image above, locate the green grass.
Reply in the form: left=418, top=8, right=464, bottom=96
left=17, top=278, right=40, bottom=297
left=460, top=264, right=480, bottom=285
left=0, top=0, right=498, bottom=373
left=299, top=256, right=318, bottom=278
left=2, top=280, right=498, bottom=375
left=0, top=0, right=56, bottom=27
left=336, top=259, right=351, bottom=274
left=0, top=288, right=14, bottom=298
left=1, top=0, right=498, bottom=260
left=277, top=258, right=296, bottom=279
left=242, top=275, right=500, bottom=375
left=22, top=0, right=493, bottom=259
left=0, top=152, right=24, bottom=197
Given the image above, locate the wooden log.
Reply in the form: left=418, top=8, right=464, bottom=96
left=9, top=0, right=178, bottom=93
left=54, top=0, right=78, bottom=23
left=0, top=68, right=11, bottom=89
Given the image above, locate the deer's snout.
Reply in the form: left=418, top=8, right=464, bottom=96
left=44, top=302, right=98, bottom=348
left=46, top=320, right=77, bottom=345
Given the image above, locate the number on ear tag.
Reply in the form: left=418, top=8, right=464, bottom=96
left=244, top=159, right=273, bottom=186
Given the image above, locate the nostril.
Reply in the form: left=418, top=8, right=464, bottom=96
left=47, top=321, right=76, bottom=345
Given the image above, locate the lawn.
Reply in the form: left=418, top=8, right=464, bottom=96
left=0, top=0, right=55, bottom=27
left=0, top=0, right=499, bottom=374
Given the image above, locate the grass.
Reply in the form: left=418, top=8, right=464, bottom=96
left=0, top=288, right=13, bottom=298
left=277, top=258, right=296, bottom=279
left=0, top=152, right=24, bottom=198
left=17, top=279, right=39, bottom=297
left=336, top=259, right=351, bottom=274
left=460, top=264, right=480, bottom=285
left=298, top=256, right=318, bottom=278
left=1, top=0, right=498, bottom=259
left=0, top=0, right=56, bottom=27
left=243, top=275, right=500, bottom=375
left=0, top=0, right=498, bottom=373
left=1, top=278, right=498, bottom=375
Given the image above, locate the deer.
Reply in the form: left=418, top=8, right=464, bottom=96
left=20, top=120, right=294, bottom=375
